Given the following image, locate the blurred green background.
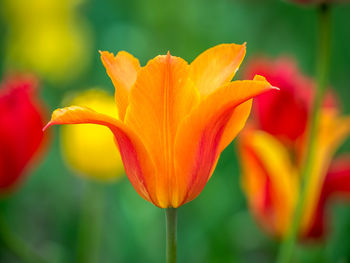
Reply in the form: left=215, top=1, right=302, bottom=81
left=0, top=0, right=350, bottom=262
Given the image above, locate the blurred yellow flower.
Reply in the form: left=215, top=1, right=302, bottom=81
left=61, top=89, right=124, bottom=181
left=3, top=0, right=90, bottom=82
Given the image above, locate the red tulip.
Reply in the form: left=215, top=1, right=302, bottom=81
left=0, top=74, right=46, bottom=193
left=239, top=57, right=350, bottom=240
left=243, top=57, right=313, bottom=143
left=306, top=156, right=350, bottom=238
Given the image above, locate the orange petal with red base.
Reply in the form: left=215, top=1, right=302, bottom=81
left=238, top=129, right=298, bottom=238
left=174, top=76, right=276, bottom=207
left=44, top=106, right=158, bottom=204
left=125, top=53, right=199, bottom=208
left=300, top=110, right=350, bottom=235
left=305, top=155, right=350, bottom=239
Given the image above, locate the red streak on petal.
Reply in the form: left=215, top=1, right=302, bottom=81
left=111, top=127, right=155, bottom=204
left=242, top=144, right=281, bottom=238
left=43, top=106, right=155, bottom=205
left=181, top=107, right=233, bottom=205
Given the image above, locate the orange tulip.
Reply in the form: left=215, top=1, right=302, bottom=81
left=44, top=43, right=274, bottom=208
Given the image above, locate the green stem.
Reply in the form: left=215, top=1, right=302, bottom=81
left=77, top=181, right=105, bottom=263
left=165, top=208, right=177, bottom=263
left=276, top=3, right=332, bottom=263
left=0, top=214, right=49, bottom=263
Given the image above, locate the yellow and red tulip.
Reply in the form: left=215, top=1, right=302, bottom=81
left=0, top=74, right=47, bottom=193
left=307, top=155, right=350, bottom=237
left=44, top=43, right=275, bottom=208
left=60, top=89, right=124, bottom=181
left=238, top=57, right=350, bottom=240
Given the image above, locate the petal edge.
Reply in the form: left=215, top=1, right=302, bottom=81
left=45, top=106, right=158, bottom=205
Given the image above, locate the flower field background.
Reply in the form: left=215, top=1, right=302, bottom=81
left=0, top=0, right=349, bottom=262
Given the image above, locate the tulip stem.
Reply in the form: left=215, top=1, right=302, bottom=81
left=77, top=181, right=105, bottom=263
left=0, top=214, right=49, bottom=263
left=165, top=208, right=177, bottom=263
left=276, top=3, right=331, bottom=263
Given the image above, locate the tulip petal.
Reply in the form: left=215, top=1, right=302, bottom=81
left=218, top=100, right=252, bottom=152
left=301, top=110, right=350, bottom=234
left=60, top=90, right=124, bottom=180
left=189, top=43, right=246, bottom=96
left=174, top=76, right=276, bottom=207
left=100, top=50, right=140, bottom=120
left=305, top=156, right=350, bottom=239
left=324, top=156, right=350, bottom=196
left=125, top=53, right=199, bottom=207
left=238, top=129, right=298, bottom=237
left=44, top=106, right=157, bottom=204
left=0, top=76, right=46, bottom=192
left=242, top=56, right=314, bottom=142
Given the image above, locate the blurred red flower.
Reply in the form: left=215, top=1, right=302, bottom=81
left=0, top=74, right=47, bottom=193
left=243, top=57, right=313, bottom=144
left=307, top=155, right=350, bottom=238
left=239, top=57, right=350, bottom=240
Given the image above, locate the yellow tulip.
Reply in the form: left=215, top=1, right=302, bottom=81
left=61, top=89, right=124, bottom=181
left=3, top=0, right=90, bottom=82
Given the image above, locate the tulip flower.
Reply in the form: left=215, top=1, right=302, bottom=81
left=0, top=74, right=46, bottom=193
left=0, top=75, right=49, bottom=263
left=44, top=43, right=274, bottom=209
left=44, top=43, right=275, bottom=263
left=60, top=90, right=123, bottom=261
left=59, top=89, right=125, bottom=263
left=238, top=57, right=350, bottom=240
left=242, top=57, right=313, bottom=144
left=307, top=155, right=350, bottom=238
left=3, top=0, right=90, bottom=82
left=61, top=89, right=124, bottom=181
